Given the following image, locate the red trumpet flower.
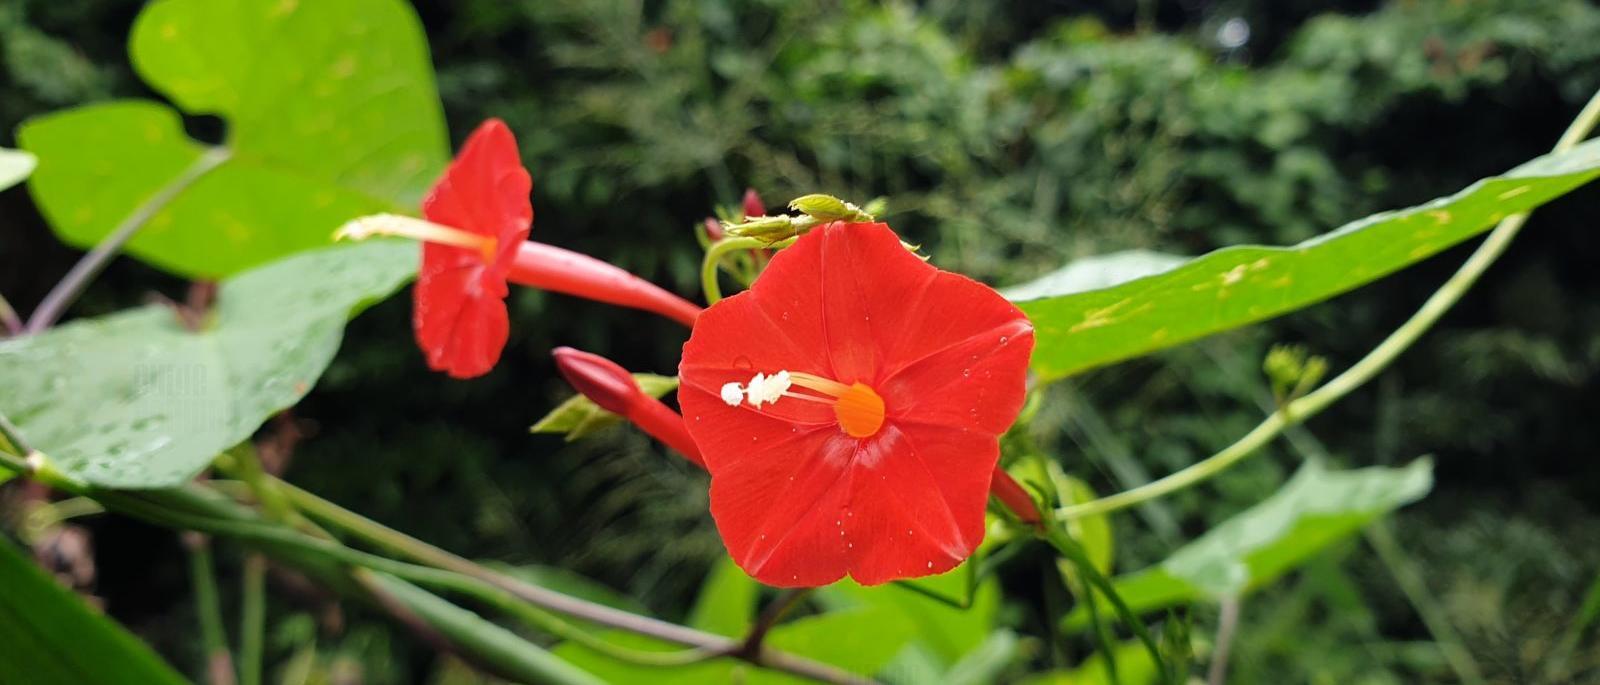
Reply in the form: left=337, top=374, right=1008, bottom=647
left=337, top=119, right=702, bottom=378
left=678, top=221, right=1035, bottom=587
left=551, top=347, right=703, bottom=467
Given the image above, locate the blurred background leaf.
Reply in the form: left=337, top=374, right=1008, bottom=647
left=0, top=533, right=187, bottom=685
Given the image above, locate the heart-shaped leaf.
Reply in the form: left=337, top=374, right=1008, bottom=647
left=1014, top=140, right=1600, bottom=379
left=0, top=241, right=415, bottom=488
left=18, top=0, right=446, bottom=278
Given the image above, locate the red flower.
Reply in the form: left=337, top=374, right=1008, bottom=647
left=414, top=119, right=531, bottom=378
left=678, top=221, right=1035, bottom=587
left=336, top=119, right=701, bottom=379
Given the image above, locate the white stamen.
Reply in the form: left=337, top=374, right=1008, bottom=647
left=745, top=373, right=767, bottom=407
left=749, top=370, right=790, bottom=406
left=720, top=383, right=744, bottom=406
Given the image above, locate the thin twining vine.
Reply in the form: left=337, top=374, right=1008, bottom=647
left=1055, top=86, right=1600, bottom=522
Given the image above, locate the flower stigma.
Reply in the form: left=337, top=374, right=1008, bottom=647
left=334, top=213, right=499, bottom=263
left=720, top=369, right=885, bottom=438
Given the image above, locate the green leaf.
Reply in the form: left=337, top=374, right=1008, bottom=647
left=943, top=631, right=1021, bottom=685
left=0, top=534, right=187, bottom=685
left=17, top=0, right=446, bottom=278
left=825, top=565, right=1001, bottom=665
left=1014, top=140, right=1600, bottom=379
left=1018, top=640, right=1160, bottom=685
left=0, top=241, right=415, bottom=488
left=0, top=147, right=36, bottom=192
left=1002, top=250, right=1185, bottom=301
left=553, top=607, right=913, bottom=685
left=686, top=555, right=760, bottom=637
left=1061, top=459, right=1434, bottom=630
left=530, top=375, right=680, bottom=441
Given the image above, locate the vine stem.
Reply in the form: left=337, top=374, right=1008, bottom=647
left=701, top=236, right=795, bottom=303
left=1057, top=86, right=1600, bottom=521
left=24, top=147, right=230, bottom=334
left=0, top=292, right=22, bottom=335
left=239, top=555, right=266, bottom=685
left=183, top=532, right=237, bottom=685
left=270, top=476, right=872, bottom=684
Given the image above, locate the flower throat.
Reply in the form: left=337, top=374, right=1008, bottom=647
left=720, top=370, right=885, bottom=438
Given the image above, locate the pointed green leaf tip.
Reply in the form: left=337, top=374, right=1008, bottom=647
left=531, top=375, right=680, bottom=441
left=17, top=0, right=446, bottom=279
left=0, top=148, right=36, bottom=192
left=1012, top=140, right=1600, bottom=379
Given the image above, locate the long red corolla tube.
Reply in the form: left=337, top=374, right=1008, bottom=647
left=512, top=242, right=701, bottom=328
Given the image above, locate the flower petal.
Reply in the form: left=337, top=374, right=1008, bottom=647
left=411, top=118, right=531, bottom=378
left=680, top=220, right=1032, bottom=586
left=413, top=255, right=510, bottom=379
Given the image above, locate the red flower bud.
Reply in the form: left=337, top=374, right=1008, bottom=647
left=741, top=188, right=765, bottom=219
left=551, top=347, right=704, bottom=467
left=702, top=217, right=725, bottom=242
left=552, top=347, right=638, bottom=416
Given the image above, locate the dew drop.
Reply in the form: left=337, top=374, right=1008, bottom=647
left=926, top=561, right=934, bottom=569
left=999, top=335, right=1009, bottom=344
left=961, top=368, right=971, bottom=378
left=733, top=355, right=753, bottom=371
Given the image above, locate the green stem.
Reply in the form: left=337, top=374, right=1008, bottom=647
left=1039, top=526, right=1163, bottom=674
left=701, top=236, right=795, bottom=303
left=1057, top=87, right=1600, bottom=521
left=1365, top=521, right=1485, bottom=685
left=270, top=477, right=868, bottom=683
left=25, top=147, right=230, bottom=334
left=702, top=237, right=766, bottom=304
left=184, top=533, right=236, bottom=685
left=238, top=555, right=266, bottom=685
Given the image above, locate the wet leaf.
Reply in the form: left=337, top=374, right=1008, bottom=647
left=0, top=241, right=414, bottom=488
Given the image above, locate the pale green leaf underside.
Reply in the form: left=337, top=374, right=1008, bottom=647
left=1062, top=459, right=1433, bottom=630
left=18, top=0, right=446, bottom=279
left=530, top=375, right=680, bottom=441
left=0, top=147, right=36, bottom=192
left=0, top=241, right=415, bottom=488
left=1014, top=139, right=1600, bottom=379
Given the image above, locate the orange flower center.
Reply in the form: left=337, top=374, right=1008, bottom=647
left=333, top=213, right=498, bottom=263
left=721, top=370, right=887, bottom=438
left=831, top=382, right=886, bottom=438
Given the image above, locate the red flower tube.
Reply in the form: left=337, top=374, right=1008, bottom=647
left=336, top=119, right=701, bottom=378
left=551, top=346, right=703, bottom=467
left=678, top=221, right=1035, bottom=587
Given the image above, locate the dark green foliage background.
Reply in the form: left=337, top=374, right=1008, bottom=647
left=3, top=0, right=1599, bottom=682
